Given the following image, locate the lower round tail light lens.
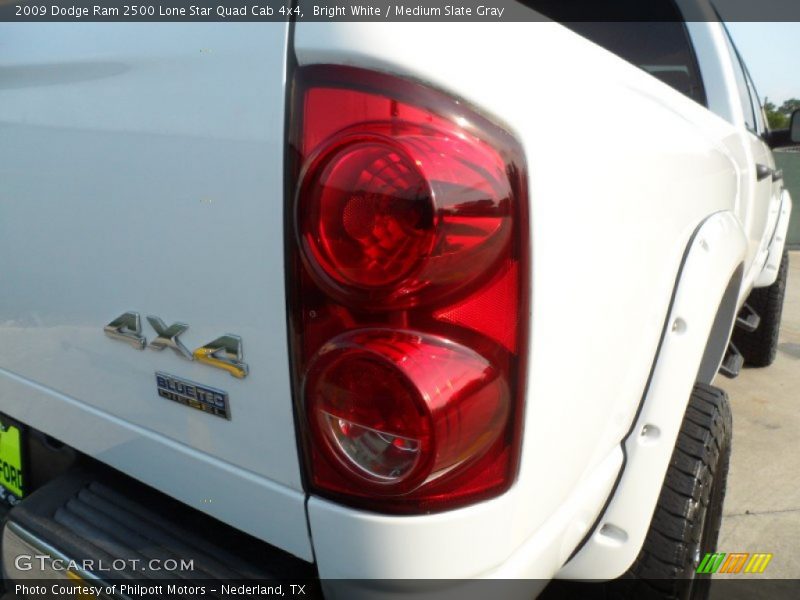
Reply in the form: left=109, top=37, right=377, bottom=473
left=304, top=329, right=510, bottom=498
left=320, top=413, right=424, bottom=483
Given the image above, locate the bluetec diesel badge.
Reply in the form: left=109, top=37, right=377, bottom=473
left=155, top=372, right=231, bottom=420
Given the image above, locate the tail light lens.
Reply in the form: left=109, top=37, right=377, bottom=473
left=287, top=66, right=529, bottom=514
left=298, top=123, right=512, bottom=307
left=305, top=330, right=510, bottom=496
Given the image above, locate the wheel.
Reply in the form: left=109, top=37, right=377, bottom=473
left=732, top=249, right=789, bottom=367
left=539, top=385, right=733, bottom=600
left=619, top=383, right=732, bottom=599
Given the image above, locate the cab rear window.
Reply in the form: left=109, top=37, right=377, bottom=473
left=521, top=1, right=707, bottom=106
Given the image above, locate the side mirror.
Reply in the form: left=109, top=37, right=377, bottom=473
left=791, top=109, right=800, bottom=144
left=765, top=110, right=800, bottom=149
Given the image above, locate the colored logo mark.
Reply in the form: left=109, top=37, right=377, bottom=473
left=696, top=552, right=773, bottom=574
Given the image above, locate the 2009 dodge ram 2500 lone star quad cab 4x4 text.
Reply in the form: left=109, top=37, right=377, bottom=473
left=0, top=0, right=796, bottom=597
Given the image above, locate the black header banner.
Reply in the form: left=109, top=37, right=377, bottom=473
left=2, top=0, right=800, bottom=22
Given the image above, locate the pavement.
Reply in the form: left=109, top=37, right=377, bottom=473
left=715, top=250, right=800, bottom=578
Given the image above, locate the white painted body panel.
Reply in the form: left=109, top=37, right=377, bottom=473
left=559, top=211, right=748, bottom=578
left=293, top=19, right=762, bottom=581
left=0, top=24, right=313, bottom=560
left=755, top=189, right=793, bottom=288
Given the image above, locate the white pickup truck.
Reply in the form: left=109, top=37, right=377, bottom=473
left=0, top=1, right=797, bottom=598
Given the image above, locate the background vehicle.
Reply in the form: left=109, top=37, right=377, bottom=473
left=0, top=1, right=796, bottom=598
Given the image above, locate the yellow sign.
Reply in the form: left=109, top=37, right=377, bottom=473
left=0, top=423, right=24, bottom=498
left=67, top=571, right=100, bottom=600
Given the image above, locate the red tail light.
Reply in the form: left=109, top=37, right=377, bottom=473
left=305, top=330, right=510, bottom=496
left=287, top=66, right=529, bottom=514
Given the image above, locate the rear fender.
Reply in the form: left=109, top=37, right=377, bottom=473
left=558, top=211, right=747, bottom=579
left=755, top=189, right=792, bottom=288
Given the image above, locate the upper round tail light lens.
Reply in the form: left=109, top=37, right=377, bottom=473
left=299, top=134, right=437, bottom=291
left=304, top=330, right=510, bottom=498
left=297, top=122, right=513, bottom=308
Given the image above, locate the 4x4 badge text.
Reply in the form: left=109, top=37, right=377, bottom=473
left=104, top=311, right=249, bottom=379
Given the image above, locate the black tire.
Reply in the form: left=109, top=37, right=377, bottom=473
left=619, top=383, right=732, bottom=600
left=539, top=385, right=733, bottom=600
left=732, top=249, right=789, bottom=367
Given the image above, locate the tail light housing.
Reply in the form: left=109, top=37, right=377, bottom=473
left=287, top=66, right=529, bottom=514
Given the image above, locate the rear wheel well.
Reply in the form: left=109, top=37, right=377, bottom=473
left=695, top=263, right=744, bottom=384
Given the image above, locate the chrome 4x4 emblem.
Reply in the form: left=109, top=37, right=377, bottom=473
left=104, top=312, right=249, bottom=379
